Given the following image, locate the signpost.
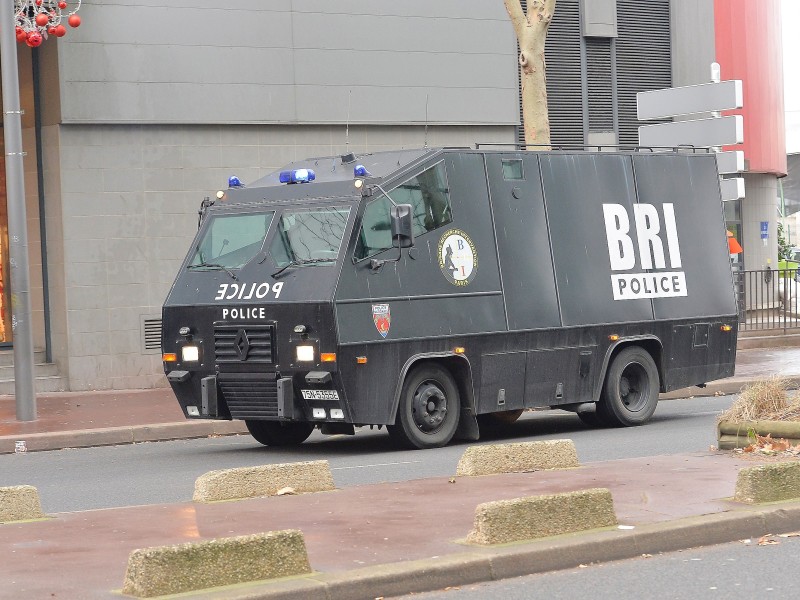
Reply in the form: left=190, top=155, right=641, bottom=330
left=637, top=69, right=745, bottom=202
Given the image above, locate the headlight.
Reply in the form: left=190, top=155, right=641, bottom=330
left=296, top=345, right=315, bottom=362
left=181, top=345, right=200, bottom=362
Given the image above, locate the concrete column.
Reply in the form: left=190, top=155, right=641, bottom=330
left=741, top=173, right=779, bottom=271
left=741, top=173, right=779, bottom=312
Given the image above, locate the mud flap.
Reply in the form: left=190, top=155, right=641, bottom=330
left=454, top=406, right=480, bottom=441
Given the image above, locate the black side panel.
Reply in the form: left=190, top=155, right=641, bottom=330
left=485, top=153, right=561, bottom=330
left=479, top=352, right=526, bottom=413
left=524, top=346, right=595, bottom=407
left=633, top=154, right=737, bottom=320
left=541, top=153, right=654, bottom=326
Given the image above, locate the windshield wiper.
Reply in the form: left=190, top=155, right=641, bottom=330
left=272, top=258, right=336, bottom=278
left=187, top=262, right=238, bottom=280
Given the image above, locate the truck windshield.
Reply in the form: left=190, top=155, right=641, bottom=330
left=270, top=206, right=351, bottom=268
left=189, top=211, right=275, bottom=270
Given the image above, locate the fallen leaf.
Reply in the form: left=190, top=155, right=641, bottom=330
left=448, top=477, right=456, bottom=484
left=276, top=487, right=297, bottom=496
left=757, top=535, right=779, bottom=546
left=642, top=553, right=652, bottom=558
left=778, top=532, right=800, bottom=538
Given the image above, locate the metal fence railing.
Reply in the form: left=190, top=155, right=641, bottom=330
left=732, top=269, right=800, bottom=332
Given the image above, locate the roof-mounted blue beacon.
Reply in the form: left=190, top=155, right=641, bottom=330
left=279, top=168, right=316, bottom=184
left=354, top=164, right=372, bottom=178
left=227, top=175, right=244, bottom=188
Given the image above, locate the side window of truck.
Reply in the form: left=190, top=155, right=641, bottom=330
left=354, top=162, right=452, bottom=260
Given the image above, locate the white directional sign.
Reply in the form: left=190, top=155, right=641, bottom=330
left=715, top=150, right=745, bottom=175
left=637, top=80, right=743, bottom=121
left=638, top=115, right=743, bottom=148
left=720, top=177, right=745, bottom=202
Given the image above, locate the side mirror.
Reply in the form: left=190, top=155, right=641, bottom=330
left=391, top=204, right=414, bottom=248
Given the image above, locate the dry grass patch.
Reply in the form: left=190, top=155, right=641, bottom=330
left=719, top=377, right=800, bottom=424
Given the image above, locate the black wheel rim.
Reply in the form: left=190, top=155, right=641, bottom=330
left=619, top=362, right=649, bottom=412
left=411, top=379, right=448, bottom=433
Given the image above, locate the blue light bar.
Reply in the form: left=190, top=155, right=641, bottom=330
left=279, top=169, right=316, bottom=184
left=354, top=164, right=372, bottom=178
left=228, top=175, right=244, bottom=188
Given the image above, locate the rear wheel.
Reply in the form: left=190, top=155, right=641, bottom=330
left=245, top=420, right=314, bottom=446
left=597, top=346, right=659, bottom=427
left=388, top=364, right=461, bottom=449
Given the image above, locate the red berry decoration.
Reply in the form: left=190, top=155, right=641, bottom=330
left=35, top=13, right=50, bottom=27
left=54, top=24, right=67, bottom=37
left=35, top=0, right=43, bottom=5
left=68, top=14, right=81, bottom=28
left=59, top=1, right=68, bottom=8
left=26, top=31, right=43, bottom=48
left=16, top=28, right=27, bottom=43
left=48, top=26, right=57, bottom=36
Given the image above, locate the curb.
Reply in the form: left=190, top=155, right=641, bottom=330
left=0, top=420, right=248, bottom=454
left=660, top=376, right=800, bottom=400
left=209, top=502, right=800, bottom=600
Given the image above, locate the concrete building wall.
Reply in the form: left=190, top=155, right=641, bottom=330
left=670, top=0, right=716, bottom=89
left=59, top=1, right=518, bottom=126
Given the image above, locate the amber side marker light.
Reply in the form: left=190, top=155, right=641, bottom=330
left=608, top=334, right=620, bottom=341
left=356, top=356, right=368, bottom=364
left=163, top=353, right=178, bottom=362
left=721, top=324, right=733, bottom=332
left=321, top=353, right=337, bottom=363
left=454, top=347, right=466, bottom=354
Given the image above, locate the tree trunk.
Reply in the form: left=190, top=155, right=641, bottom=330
left=504, top=0, right=555, bottom=149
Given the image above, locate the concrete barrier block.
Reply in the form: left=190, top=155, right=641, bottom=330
left=0, top=485, right=45, bottom=523
left=456, top=439, right=579, bottom=477
left=121, top=529, right=311, bottom=598
left=193, top=460, right=335, bottom=502
left=466, top=488, right=617, bottom=545
left=734, top=461, right=800, bottom=504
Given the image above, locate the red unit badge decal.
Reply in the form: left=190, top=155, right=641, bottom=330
left=372, top=304, right=390, bottom=338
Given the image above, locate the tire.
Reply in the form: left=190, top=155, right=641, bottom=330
left=245, top=420, right=314, bottom=446
left=477, top=409, right=523, bottom=436
left=387, top=364, right=461, bottom=449
left=597, top=346, right=659, bottom=427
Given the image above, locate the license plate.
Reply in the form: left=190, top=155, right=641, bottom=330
left=301, top=389, right=340, bottom=401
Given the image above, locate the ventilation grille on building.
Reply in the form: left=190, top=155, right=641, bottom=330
left=141, top=315, right=162, bottom=354
left=586, top=37, right=613, bottom=132
left=615, top=0, right=672, bottom=147
left=544, top=0, right=583, bottom=147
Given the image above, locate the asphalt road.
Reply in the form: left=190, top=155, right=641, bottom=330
left=0, top=394, right=735, bottom=513
left=398, top=533, right=800, bottom=600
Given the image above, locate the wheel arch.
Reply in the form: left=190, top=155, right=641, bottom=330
left=593, top=336, right=664, bottom=402
left=389, top=353, right=475, bottom=424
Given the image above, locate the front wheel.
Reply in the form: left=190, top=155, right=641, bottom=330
left=245, top=420, right=314, bottom=446
left=597, top=346, right=659, bottom=427
left=388, top=364, right=461, bottom=449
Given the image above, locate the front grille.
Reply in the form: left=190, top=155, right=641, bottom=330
left=219, top=373, right=279, bottom=419
left=214, top=322, right=275, bottom=364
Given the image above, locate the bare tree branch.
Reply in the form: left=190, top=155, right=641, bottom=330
left=503, top=0, right=527, bottom=39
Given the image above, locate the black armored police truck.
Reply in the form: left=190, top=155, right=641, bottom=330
left=162, top=147, right=738, bottom=449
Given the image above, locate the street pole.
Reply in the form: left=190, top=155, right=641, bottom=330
left=0, top=3, right=37, bottom=421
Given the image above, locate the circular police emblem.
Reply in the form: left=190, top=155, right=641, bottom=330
left=438, top=229, right=477, bottom=286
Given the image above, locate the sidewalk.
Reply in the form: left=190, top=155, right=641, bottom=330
left=1, top=346, right=800, bottom=599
